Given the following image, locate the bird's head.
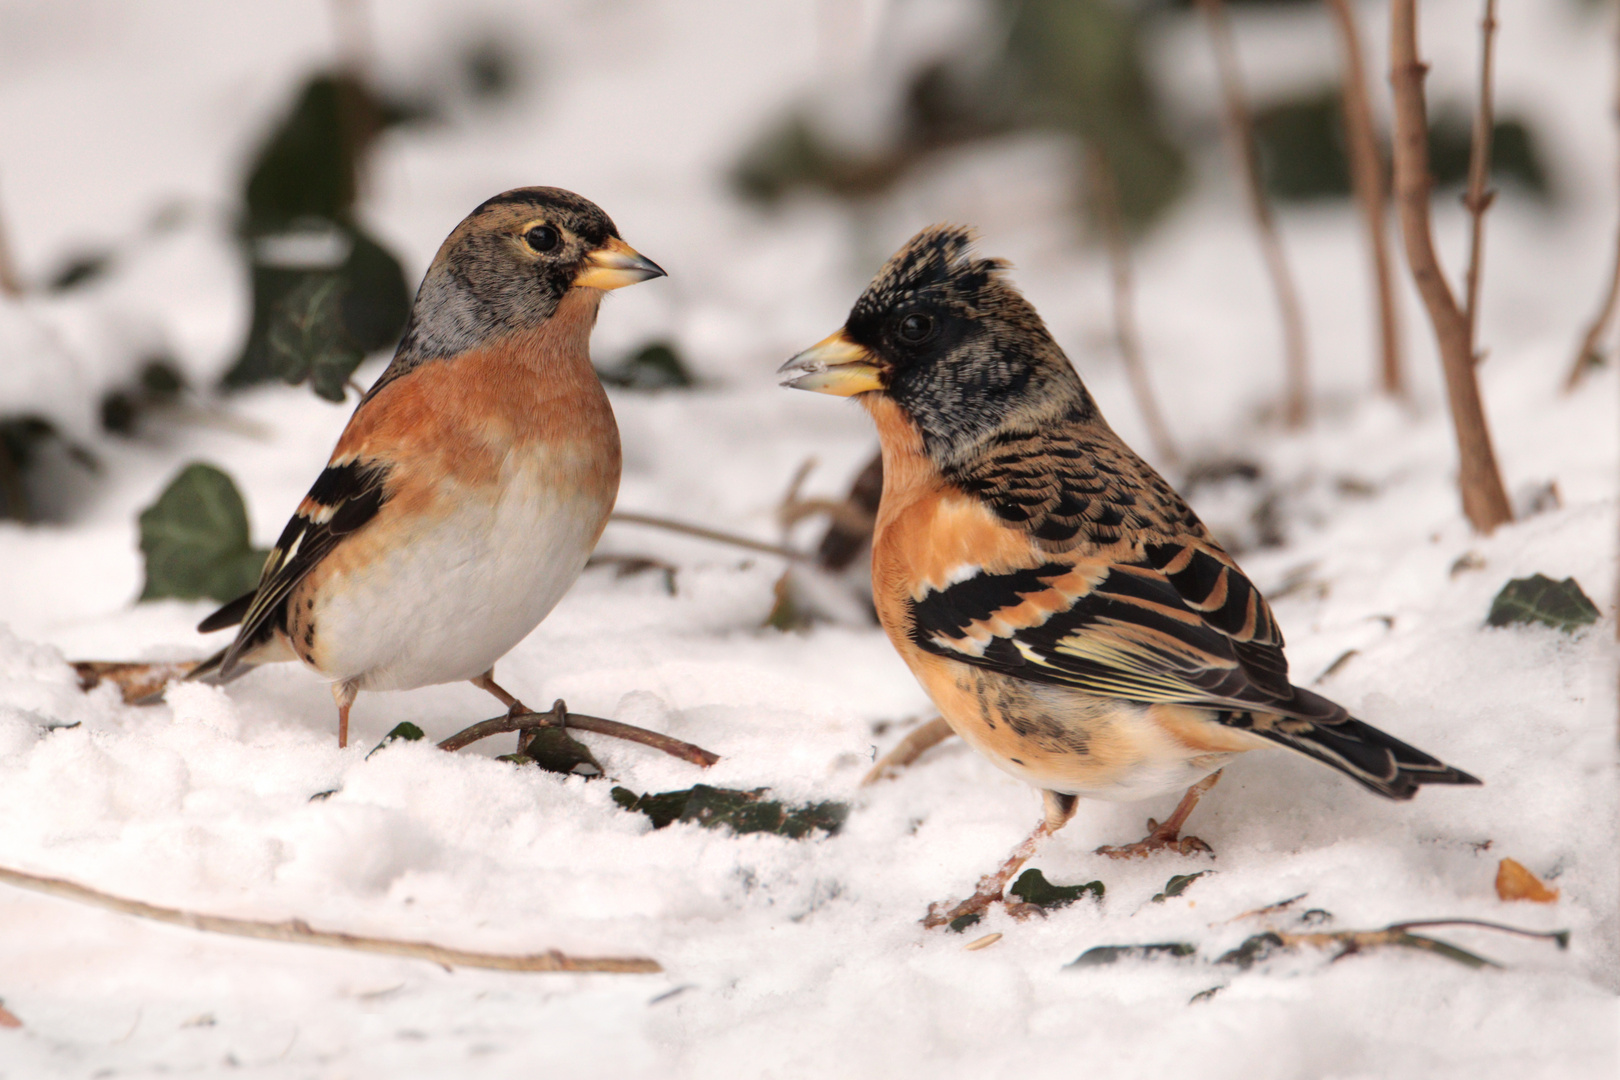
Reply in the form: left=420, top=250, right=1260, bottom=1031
left=407, top=186, right=664, bottom=356
left=779, top=225, right=1085, bottom=464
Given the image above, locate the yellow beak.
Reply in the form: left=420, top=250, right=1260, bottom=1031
left=778, top=330, right=885, bottom=396
left=573, top=236, right=666, bottom=290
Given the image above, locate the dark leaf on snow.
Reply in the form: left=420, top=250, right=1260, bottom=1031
left=367, top=722, right=426, bottom=759
left=1067, top=943, right=1196, bottom=968
left=500, top=727, right=603, bottom=778
left=1486, top=574, right=1600, bottom=633
left=1009, top=869, right=1104, bottom=910
left=611, top=784, right=847, bottom=839
left=1152, top=871, right=1212, bottom=903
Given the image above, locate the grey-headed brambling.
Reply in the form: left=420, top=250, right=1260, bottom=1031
left=780, top=226, right=1479, bottom=927
left=193, top=187, right=664, bottom=748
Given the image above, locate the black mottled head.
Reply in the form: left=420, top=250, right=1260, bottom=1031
left=395, top=186, right=664, bottom=363
left=780, top=225, right=1090, bottom=465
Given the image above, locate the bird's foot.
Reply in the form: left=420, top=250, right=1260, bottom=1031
left=1095, top=816, right=1214, bottom=859
left=923, top=878, right=1008, bottom=931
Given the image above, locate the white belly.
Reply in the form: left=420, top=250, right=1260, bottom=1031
left=310, top=452, right=613, bottom=691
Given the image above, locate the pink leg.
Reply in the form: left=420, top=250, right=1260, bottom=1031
left=923, top=792, right=1079, bottom=929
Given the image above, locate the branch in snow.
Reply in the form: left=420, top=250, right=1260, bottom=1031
left=1569, top=14, right=1620, bottom=392
left=610, top=510, right=811, bottom=562
left=1461, top=0, right=1500, bottom=353
left=862, top=716, right=953, bottom=787
left=438, top=698, right=720, bottom=768
left=0, top=863, right=662, bottom=974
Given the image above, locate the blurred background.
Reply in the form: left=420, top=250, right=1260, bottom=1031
left=0, top=0, right=1610, bottom=615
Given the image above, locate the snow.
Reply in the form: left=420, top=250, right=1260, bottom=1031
left=0, top=0, right=1615, bottom=1077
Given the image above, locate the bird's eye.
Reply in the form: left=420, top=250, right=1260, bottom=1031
left=524, top=225, right=561, bottom=253
left=897, top=312, right=934, bottom=344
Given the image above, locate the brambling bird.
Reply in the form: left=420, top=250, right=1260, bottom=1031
left=190, top=187, right=664, bottom=748
left=780, top=226, right=1479, bottom=927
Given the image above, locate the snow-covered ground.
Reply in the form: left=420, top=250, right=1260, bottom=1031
left=0, top=1, right=1615, bottom=1076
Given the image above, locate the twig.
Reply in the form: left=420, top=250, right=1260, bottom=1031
left=814, top=451, right=884, bottom=572
left=1462, top=0, right=1499, bottom=353
left=1197, top=0, right=1312, bottom=428
left=1327, top=0, right=1405, bottom=397
left=861, top=716, right=954, bottom=786
left=438, top=699, right=720, bottom=768
left=1389, top=0, right=1513, bottom=534
left=0, top=863, right=661, bottom=974
left=1084, top=144, right=1179, bottom=465
left=0, top=180, right=23, bottom=296
left=610, top=511, right=811, bottom=562
left=1384, top=918, right=1569, bottom=946
left=1569, top=14, right=1620, bottom=391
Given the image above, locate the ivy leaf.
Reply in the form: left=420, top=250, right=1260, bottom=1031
left=1486, top=574, right=1600, bottom=634
left=1151, top=871, right=1212, bottom=903
left=610, top=784, right=847, bottom=839
left=499, top=727, right=603, bottom=778
left=268, top=274, right=365, bottom=402
left=138, top=463, right=270, bottom=602
left=1008, top=869, right=1104, bottom=911
left=1215, top=932, right=1284, bottom=971
left=1066, top=943, right=1196, bottom=968
left=597, top=340, right=696, bottom=390
left=366, top=721, right=425, bottom=759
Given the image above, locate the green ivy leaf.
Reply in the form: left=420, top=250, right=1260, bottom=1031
left=138, top=463, right=270, bottom=602
left=610, top=784, right=847, bottom=839
left=1009, top=869, right=1104, bottom=910
left=1486, top=574, right=1600, bottom=633
left=1066, top=943, right=1196, bottom=968
left=366, top=721, right=425, bottom=759
left=267, top=274, right=365, bottom=402
left=499, top=727, right=603, bottom=778
left=1151, top=871, right=1212, bottom=903
left=1215, top=932, right=1285, bottom=971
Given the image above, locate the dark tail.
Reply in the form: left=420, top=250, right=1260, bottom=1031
left=197, top=589, right=255, bottom=634
left=1249, top=686, right=1480, bottom=799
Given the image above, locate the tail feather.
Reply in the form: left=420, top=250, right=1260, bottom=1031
left=198, top=589, right=256, bottom=634
left=1253, top=713, right=1481, bottom=800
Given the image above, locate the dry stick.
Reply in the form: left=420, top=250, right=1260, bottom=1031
left=1461, top=0, right=1500, bottom=353
left=1084, top=146, right=1180, bottom=466
left=610, top=511, right=812, bottom=562
left=1389, top=0, right=1514, bottom=534
left=1327, top=0, right=1405, bottom=397
left=438, top=700, right=720, bottom=768
left=1568, top=13, right=1620, bottom=392
left=0, top=181, right=23, bottom=297
left=861, top=716, right=955, bottom=787
left=1198, top=0, right=1312, bottom=428
left=0, top=863, right=661, bottom=974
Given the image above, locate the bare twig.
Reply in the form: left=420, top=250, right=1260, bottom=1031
left=1569, top=14, right=1620, bottom=391
left=438, top=699, right=720, bottom=768
left=1327, top=0, right=1405, bottom=396
left=610, top=511, right=811, bottom=562
left=1389, top=0, right=1514, bottom=533
left=1197, top=0, right=1311, bottom=428
left=1084, top=145, right=1180, bottom=465
left=0, top=181, right=23, bottom=296
left=861, top=716, right=954, bottom=786
left=1462, top=0, right=1499, bottom=351
left=813, top=452, right=884, bottom=573
left=0, top=863, right=661, bottom=974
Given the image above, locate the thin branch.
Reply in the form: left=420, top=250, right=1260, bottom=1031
left=862, top=716, right=954, bottom=786
left=1385, top=918, right=1569, bottom=946
left=0, top=863, right=661, bottom=974
left=1326, top=0, right=1405, bottom=397
left=0, top=181, right=23, bottom=296
left=1389, top=0, right=1514, bottom=533
left=1461, top=0, right=1499, bottom=351
left=1197, top=0, right=1312, bottom=428
left=610, top=511, right=811, bottom=562
left=1569, top=13, right=1620, bottom=392
left=438, top=699, right=720, bottom=768
left=1083, top=144, right=1180, bottom=465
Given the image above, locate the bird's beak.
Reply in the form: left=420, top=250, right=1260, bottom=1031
left=778, top=329, right=885, bottom=396
left=573, top=237, right=666, bottom=290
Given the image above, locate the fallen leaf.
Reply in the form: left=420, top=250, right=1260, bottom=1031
left=1495, top=858, right=1560, bottom=903
left=1008, top=869, right=1104, bottom=911
left=1486, top=574, right=1600, bottom=633
left=0, top=1001, right=20, bottom=1028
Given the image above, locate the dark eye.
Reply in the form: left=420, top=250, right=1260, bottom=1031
left=897, top=312, right=934, bottom=344
left=524, top=225, right=560, bottom=253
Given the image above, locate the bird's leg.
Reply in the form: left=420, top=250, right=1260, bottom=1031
left=924, top=792, right=1078, bottom=929
left=470, top=668, right=533, bottom=751
left=1095, top=769, right=1222, bottom=859
left=331, top=681, right=358, bottom=749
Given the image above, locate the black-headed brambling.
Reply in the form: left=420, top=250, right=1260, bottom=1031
left=780, top=226, right=1479, bottom=926
left=192, top=187, right=664, bottom=748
